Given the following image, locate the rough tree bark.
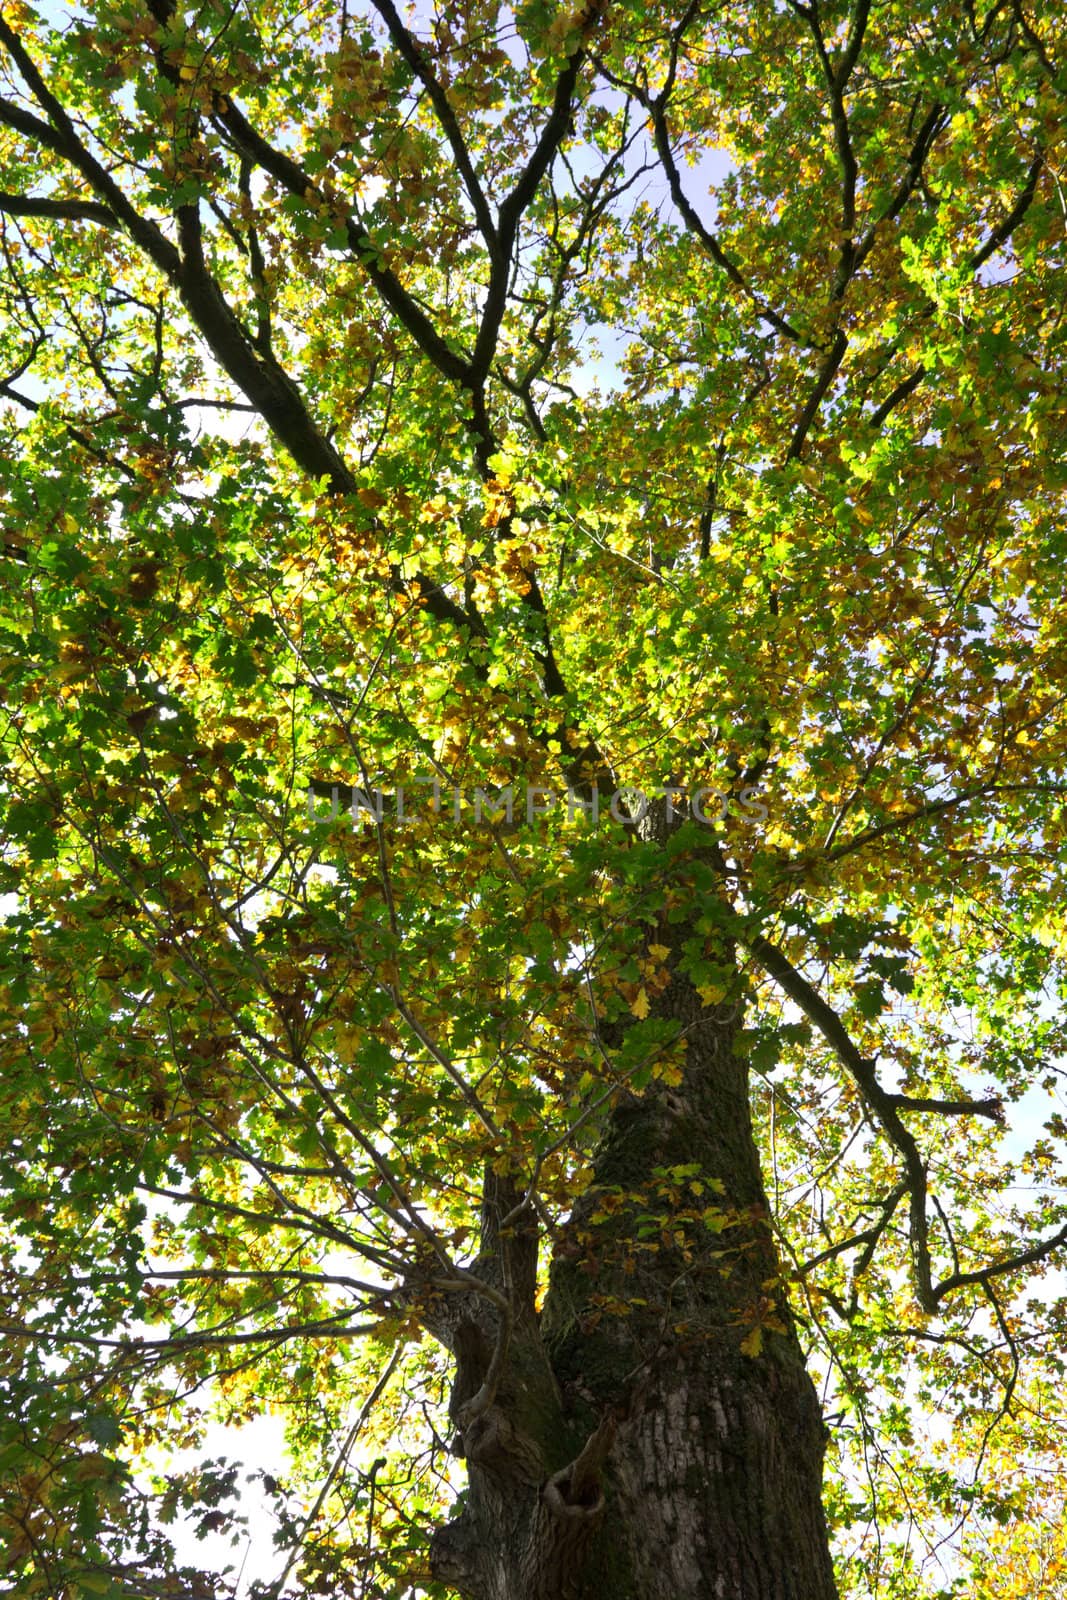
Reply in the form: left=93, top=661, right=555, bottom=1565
left=425, top=837, right=839, bottom=1600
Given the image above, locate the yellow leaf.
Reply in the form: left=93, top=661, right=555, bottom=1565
left=648, top=943, right=670, bottom=962
left=740, top=1325, right=763, bottom=1358
left=630, top=986, right=650, bottom=1020
left=698, top=982, right=727, bottom=1007
left=334, top=1025, right=361, bottom=1065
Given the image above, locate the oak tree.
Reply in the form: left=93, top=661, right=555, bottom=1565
left=2, top=2, right=1067, bottom=1597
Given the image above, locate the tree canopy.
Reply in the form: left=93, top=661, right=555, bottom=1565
left=2, top=1, right=1067, bottom=1597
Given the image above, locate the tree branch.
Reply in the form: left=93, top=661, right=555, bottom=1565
left=0, top=188, right=115, bottom=225
left=867, top=150, right=1044, bottom=427
left=751, top=932, right=1067, bottom=1310
left=794, top=1180, right=909, bottom=1277
left=471, top=0, right=606, bottom=386
left=635, top=55, right=811, bottom=349
left=787, top=328, right=848, bottom=458
left=213, top=93, right=473, bottom=384
left=747, top=930, right=938, bottom=1309
left=889, top=1093, right=1004, bottom=1121
left=0, top=13, right=483, bottom=640
left=933, top=1219, right=1067, bottom=1302
left=368, top=0, right=499, bottom=252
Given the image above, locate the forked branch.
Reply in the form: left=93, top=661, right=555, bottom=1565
left=749, top=932, right=1065, bottom=1312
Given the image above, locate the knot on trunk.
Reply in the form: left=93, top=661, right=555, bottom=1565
left=463, top=1405, right=545, bottom=1484
left=430, top=1511, right=482, bottom=1591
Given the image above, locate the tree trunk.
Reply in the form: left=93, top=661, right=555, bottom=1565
left=429, top=868, right=838, bottom=1600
